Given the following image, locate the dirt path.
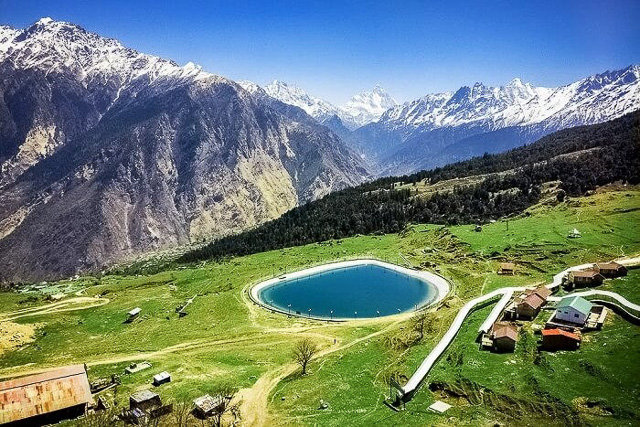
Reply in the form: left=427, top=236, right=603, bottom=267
left=0, top=297, right=109, bottom=321
left=234, top=317, right=406, bottom=426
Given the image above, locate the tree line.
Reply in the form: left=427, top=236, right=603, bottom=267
left=180, top=111, right=640, bottom=263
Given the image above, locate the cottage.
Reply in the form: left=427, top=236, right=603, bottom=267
left=542, top=328, right=581, bottom=351
left=595, top=262, right=628, bottom=278
left=0, top=364, right=93, bottom=425
left=127, top=390, right=172, bottom=424
left=193, top=394, right=226, bottom=418
left=516, top=293, right=545, bottom=319
left=152, top=371, right=171, bottom=386
left=567, top=270, right=604, bottom=287
left=498, top=262, right=515, bottom=275
left=555, top=296, right=593, bottom=326
left=491, top=322, right=518, bottom=352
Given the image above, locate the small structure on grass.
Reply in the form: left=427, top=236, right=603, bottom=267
left=127, top=390, right=172, bottom=424
left=505, top=286, right=552, bottom=320
left=193, top=394, right=226, bottom=419
left=0, top=364, right=92, bottom=425
left=554, top=296, right=593, bottom=326
left=542, top=328, right=581, bottom=351
left=428, top=400, right=452, bottom=413
left=595, top=262, right=628, bottom=278
left=126, top=307, right=141, bottom=322
left=491, top=322, right=518, bottom=352
left=568, top=228, right=582, bottom=238
left=567, top=270, right=604, bottom=288
left=152, top=371, right=171, bottom=387
left=498, top=262, right=515, bottom=275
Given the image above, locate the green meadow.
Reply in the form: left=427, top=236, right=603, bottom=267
left=0, top=186, right=639, bottom=425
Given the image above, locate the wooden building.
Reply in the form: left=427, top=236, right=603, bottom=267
left=567, top=270, right=604, bottom=287
left=0, top=364, right=92, bottom=425
left=516, top=293, right=545, bottom=319
left=498, top=262, right=515, bottom=275
left=542, top=328, right=581, bottom=351
left=491, top=322, right=518, bottom=352
left=129, top=390, right=161, bottom=412
left=152, top=372, right=171, bottom=387
left=595, top=262, right=628, bottom=278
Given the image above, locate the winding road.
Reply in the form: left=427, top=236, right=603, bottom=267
left=398, top=256, right=640, bottom=402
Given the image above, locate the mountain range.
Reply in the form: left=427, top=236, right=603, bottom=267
left=0, top=17, right=638, bottom=282
left=0, top=18, right=368, bottom=281
left=263, top=66, right=640, bottom=175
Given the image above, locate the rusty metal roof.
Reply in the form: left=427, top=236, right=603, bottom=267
left=0, top=364, right=92, bottom=424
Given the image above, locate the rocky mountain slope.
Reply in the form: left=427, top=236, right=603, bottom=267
left=0, top=18, right=369, bottom=282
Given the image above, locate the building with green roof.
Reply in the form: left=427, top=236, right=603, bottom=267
left=556, top=295, right=593, bottom=325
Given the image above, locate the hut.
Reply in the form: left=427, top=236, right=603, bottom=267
left=491, top=322, right=518, bottom=352
left=542, top=328, right=581, bottom=351
left=555, top=296, right=593, bottom=326
left=130, top=390, right=161, bottom=412
left=127, top=307, right=141, bottom=322
left=0, top=364, right=92, bottom=425
left=152, top=372, right=171, bottom=387
left=567, top=270, right=604, bottom=287
left=516, top=293, right=545, bottom=319
left=193, top=394, right=226, bottom=419
left=595, top=262, right=628, bottom=278
left=498, top=263, right=515, bottom=275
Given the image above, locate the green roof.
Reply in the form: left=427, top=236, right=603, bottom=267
left=557, top=295, right=593, bottom=315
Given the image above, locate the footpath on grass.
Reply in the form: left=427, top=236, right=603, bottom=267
left=398, top=256, right=640, bottom=402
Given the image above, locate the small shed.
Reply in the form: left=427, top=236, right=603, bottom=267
left=127, top=307, right=141, bottom=322
left=498, top=262, right=515, bottom=275
left=0, top=364, right=92, bottom=425
left=130, top=390, right=161, bottom=412
left=152, top=371, right=171, bottom=387
left=491, top=322, right=518, bottom=352
left=542, top=328, right=581, bottom=351
left=595, top=262, right=628, bottom=278
left=193, top=394, right=226, bottom=418
left=555, top=296, right=593, bottom=326
left=567, top=270, right=604, bottom=287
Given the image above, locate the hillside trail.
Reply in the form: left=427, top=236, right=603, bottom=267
left=234, top=316, right=407, bottom=426
left=0, top=297, right=109, bottom=321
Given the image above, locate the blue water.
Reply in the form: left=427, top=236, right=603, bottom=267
left=257, top=264, right=437, bottom=319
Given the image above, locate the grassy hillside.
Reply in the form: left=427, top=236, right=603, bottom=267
left=0, top=185, right=638, bottom=425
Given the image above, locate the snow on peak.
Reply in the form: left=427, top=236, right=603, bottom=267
left=0, top=18, right=212, bottom=89
left=264, top=80, right=341, bottom=121
left=342, top=86, right=398, bottom=127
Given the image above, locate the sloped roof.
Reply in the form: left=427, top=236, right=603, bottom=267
left=130, top=390, right=159, bottom=403
left=596, top=262, right=625, bottom=270
left=542, top=328, right=580, bottom=341
left=531, top=286, right=552, bottom=300
left=570, top=269, right=601, bottom=278
left=0, top=364, right=92, bottom=424
left=492, top=323, right=518, bottom=341
left=557, top=295, right=593, bottom=315
left=500, top=262, right=515, bottom=270
left=520, top=293, right=545, bottom=310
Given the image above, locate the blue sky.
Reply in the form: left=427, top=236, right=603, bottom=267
left=2, top=0, right=639, bottom=104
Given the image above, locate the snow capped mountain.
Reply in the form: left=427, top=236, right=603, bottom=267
left=0, top=17, right=212, bottom=89
left=365, top=65, right=640, bottom=174
left=342, top=85, right=398, bottom=128
left=264, top=80, right=342, bottom=123
left=262, top=80, right=396, bottom=129
left=379, top=66, right=639, bottom=132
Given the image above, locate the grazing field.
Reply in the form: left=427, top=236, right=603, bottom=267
left=0, top=185, right=639, bottom=426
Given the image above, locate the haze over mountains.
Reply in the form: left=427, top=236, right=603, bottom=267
left=0, top=17, right=638, bottom=282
